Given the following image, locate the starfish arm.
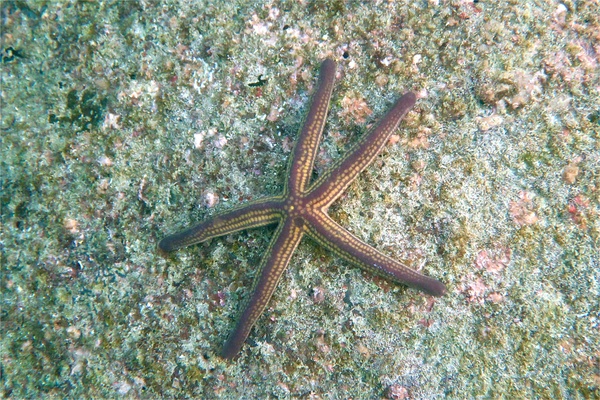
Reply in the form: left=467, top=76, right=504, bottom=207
left=159, top=197, right=284, bottom=252
left=306, top=212, right=446, bottom=297
left=308, top=92, right=416, bottom=208
left=221, top=218, right=304, bottom=358
left=287, top=59, right=336, bottom=195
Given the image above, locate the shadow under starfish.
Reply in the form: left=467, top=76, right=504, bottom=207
left=159, top=59, right=446, bottom=359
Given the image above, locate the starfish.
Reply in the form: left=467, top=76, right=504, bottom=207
left=159, top=59, right=446, bottom=359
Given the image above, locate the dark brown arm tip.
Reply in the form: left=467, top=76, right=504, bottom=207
left=220, top=339, right=242, bottom=360
left=425, top=280, right=447, bottom=297
left=320, top=58, right=336, bottom=74
left=158, top=237, right=175, bottom=252
left=403, top=91, right=417, bottom=108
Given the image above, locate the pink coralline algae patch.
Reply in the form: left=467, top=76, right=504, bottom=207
left=509, top=191, right=539, bottom=226
left=474, top=247, right=511, bottom=274
left=406, top=126, right=432, bottom=149
left=386, top=384, right=410, bottom=400
left=459, top=276, right=505, bottom=305
left=339, top=92, right=373, bottom=124
left=459, top=247, right=511, bottom=304
left=567, top=194, right=592, bottom=230
left=461, top=275, right=489, bottom=305
left=203, top=191, right=219, bottom=208
left=487, top=292, right=505, bottom=304
left=562, top=160, right=581, bottom=184
left=63, top=218, right=80, bottom=234
left=502, top=70, right=546, bottom=110
left=102, top=112, right=121, bottom=130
